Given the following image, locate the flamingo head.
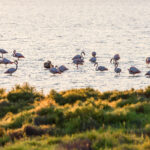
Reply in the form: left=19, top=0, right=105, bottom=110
left=47, top=60, right=51, bottom=64
left=114, top=62, right=119, bottom=68
left=81, top=51, right=85, bottom=56
left=13, top=50, right=16, bottom=54
left=92, top=51, right=96, bottom=57
left=14, top=60, right=18, bottom=65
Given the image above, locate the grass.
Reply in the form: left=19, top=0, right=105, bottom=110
left=0, top=83, right=150, bottom=149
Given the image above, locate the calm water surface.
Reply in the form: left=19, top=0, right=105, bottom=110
left=0, top=0, right=150, bottom=93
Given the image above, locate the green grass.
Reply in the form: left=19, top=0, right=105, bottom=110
left=0, top=83, right=150, bottom=149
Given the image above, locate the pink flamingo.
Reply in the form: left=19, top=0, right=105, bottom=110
left=94, top=62, right=108, bottom=71
left=145, top=71, right=150, bottom=77
left=110, top=54, right=120, bottom=64
left=114, top=62, right=121, bottom=75
left=73, top=58, right=84, bottom=69
left=13, top=50, right=25, bottom=60
left=0, top=58, right=13, bottom=67
left=4, top=60, right=18, bottom=75
left=90, top=52, right=97, bottom=63
left=0, top=49, right=8, bottom=58
left=128, top=66, right=141, bottom=76
left=72, top=51, right=85, bottom=60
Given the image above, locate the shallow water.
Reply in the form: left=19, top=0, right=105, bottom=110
left=0, top=0, right=150, bottom=93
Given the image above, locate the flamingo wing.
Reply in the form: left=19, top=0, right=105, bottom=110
left=15, top=53, right=24, bottom=58
left=0, top=49, right=8, bottom=53
left=50, top=68, right=59, bottom=74
left=3, top=58, right=13, bottom=64
left=146, top=71, right=150, bottom=76
left=115, top=68, right=121, bottom=73
left=5, top=68, right=16, bottom=74
left=98, top=66, right=108, bottom=71
left=72, top=55, right=81, bottom=60
left=89, top=57, right=96, bottom=63
left=59, top=65, right=68, bottom=72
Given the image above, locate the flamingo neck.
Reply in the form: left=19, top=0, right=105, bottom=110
left=16, top=65, right=18, bottom=70
left=15, top=63, right=18, bottom=70
left=81, top=52, right=84, bottom=58
left=95, top=63, right=98, bottom=71
left=13, top=52, right=15, bottom=56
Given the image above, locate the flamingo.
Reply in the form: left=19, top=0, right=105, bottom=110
left=58, top=65, right=68, bottom=72
left=13, top=50, right=25, bottom=60
left=0, top=49, right=8, bottom=58
left=44, top=60, right=53, bottom=69
left=0, top=58, right=13, bottom=67
left=145, top=71, right=150, bottom=77
left=72, top=51, right=85, bottom=60
left=94, top=62, right=108, bottom=71
left=110, top=54, right=120, bottom=64
left=4, top=60, right=18, bottom=75
left=128, top=66, right=141, bottom=76
left=146, top=57, right=150, bottom=66
left=90, top=52, right=96, bottom=63
left=114, top=62, right=121, bottom=75
left=73, top=58, right=84, bottom=69
left=49, top=66, right=61, bottom=74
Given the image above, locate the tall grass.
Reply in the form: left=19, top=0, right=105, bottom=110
left=0, top=83, right=150, bottom=149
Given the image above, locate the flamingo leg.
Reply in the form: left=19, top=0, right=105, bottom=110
left=77, top=64, right=78, bottom=69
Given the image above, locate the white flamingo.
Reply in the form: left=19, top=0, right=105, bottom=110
left=145, top=71, right=150, bottom=77
left=58, top=65, right=68, bottom=72
left=13, top=50, right=25, bottom=60
left=114, top=62, right=121, bottom=75
left=0, top=49, right=8, bottom=58
left=73, top=58, right=84, bottom=69
left=50, top=66, right=61, bottom=74
left=0, top=58, right=13, bottom=67
left=110, top=54, right=120, bottom=64
left=128, top=66, right=141, bottom=76
left=72, top=51, right=85, bottom=60
left=90, top=52, right=97, bottom=63
left=4, top=60, right=18, bottom=75
left=94, top=62, right=108, bottom=71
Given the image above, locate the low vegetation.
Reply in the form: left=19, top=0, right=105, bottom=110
left=0, top=83, right=150, bottom=149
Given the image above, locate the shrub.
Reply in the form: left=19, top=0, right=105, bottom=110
left=35, top=107, right=64, bottom=126
left=60, top=139, right=92, bottom=150
left=49, top=88, right=101, bottom=105
left=7, top=129, right=23, bottom=141
left=0, top=135, right=10, bottom=146
left=144, top=86, right=150, bottom=97
left=48, top=90, right=63, bottom=104
left=4, top=112, right=32, bottom=129
left=116, top=97, right=138, bottom=108
left=0, top=128, right=5, bottom=137
left=7, top=83, right=44, bottom=103
left=23, top=125, right=45, bottom=137
left=0, top=88, right=6, bottom=100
